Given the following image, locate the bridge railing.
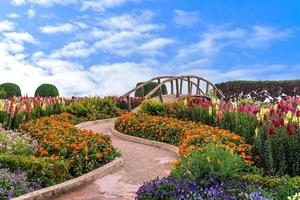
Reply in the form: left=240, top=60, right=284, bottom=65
left=122, top=75, right=225, bottom=111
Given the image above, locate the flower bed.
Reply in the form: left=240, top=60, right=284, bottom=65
left=115, top=112, right=300, bottom=199
left=115, top=113, right=253, bottom=163
left=20, top=113, right=120, bottom=176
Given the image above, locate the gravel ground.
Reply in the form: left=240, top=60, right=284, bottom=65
left=56, top=120, right=177, bottom=200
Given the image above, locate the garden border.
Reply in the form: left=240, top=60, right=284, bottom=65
left=110, top=123, right=179, bottom=157
left=12, top=118, right=124, bottom=200
left=77, top=117, right=179, bottom=156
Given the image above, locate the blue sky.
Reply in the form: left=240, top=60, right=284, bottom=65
left=0, top=0, right=299, bottom=96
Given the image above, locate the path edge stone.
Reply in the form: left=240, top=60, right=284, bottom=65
left=110, top=127, right=179, bottom=157
left=12, top=118, right=124, bottom=200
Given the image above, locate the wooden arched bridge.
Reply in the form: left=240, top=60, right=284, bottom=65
left=123, top=75, right=225, bottom=111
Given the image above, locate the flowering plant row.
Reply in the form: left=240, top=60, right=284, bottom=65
left=0, top=96, right=140, bottom=130
left=0, top=96, right=65, bottom=129
left=115, top=113, right=253, bottom=164
left=255, top=97, right=300, bottom=175
left=20, top=113, right=120, bottom=176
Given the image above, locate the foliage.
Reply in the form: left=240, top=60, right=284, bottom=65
left=0, top=83, right=21, bottom=98
left=0, top=154, right=71, bottom=187
left=241, top=173, right=300, bottom=199
left=34, top=84, right=59, bottom=97
left=139, top=99, right=166, bottom=116
left=171, top=144, right=251, bottom=184
left=216, top=80, right=300, bottom=102
left=134, top=82, right=168, bottom=98
left=0, top=87, right=6, bottom=99
left=115, top=113, right=253, bottom=164
left=0, top=129, right=37, bottom=156
left=111, top=96, right=142, bottom=110
left=255, top=97, right=300, bottom=176
left=0, top=97, right=65, bottom=129
left=20, top=113, right=120, bottom=176
left=64, top=97, right=121, bottom=121
left=0, top=167, right=42, bottom=199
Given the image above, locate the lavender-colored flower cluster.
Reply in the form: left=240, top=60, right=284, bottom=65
left=136, top=177, right=272, bottom=200
left=0, top=168, right=41, bottom=199
left=202, top=178, right=272, bottom=200
left=136, top=177, right=202, bottom=200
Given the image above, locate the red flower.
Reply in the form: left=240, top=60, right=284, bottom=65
left=297, top=110, right=300, bottom=117
left=279, top=117, right=285, bottom=126
left=268, top=127, right=275, bottom=135
left=272, top=119, right=279, bottom=128
left=286, top=123, right=294, bottom=135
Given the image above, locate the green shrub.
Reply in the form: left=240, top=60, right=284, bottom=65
left=0, top=87, right=6, bottom=99
left=0, top=83, right=21, bottom=98
left=139, top=99, right=166, bottom=116
left=255, top=126, right=300, bottom=176
left=0, top=154, right=72, bottom=186
left=171, top=143, right=251, bottom=185
left=134, top=82, right=168, bottom=98
left=241, top=173, right=300, bottom=199
left=218, top=111, right=258, bottom=144
left=35, top=84, right=59, bottom=97
left=64, top=97, right=121, bottom=120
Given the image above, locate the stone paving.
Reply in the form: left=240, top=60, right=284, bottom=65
left=56, top=120, right=177, bottom=200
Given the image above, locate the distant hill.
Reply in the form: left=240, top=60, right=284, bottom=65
left=216, top=80, right=300, bottom=102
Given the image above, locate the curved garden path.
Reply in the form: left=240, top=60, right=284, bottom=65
left=56, top=119, right=177, bottom=200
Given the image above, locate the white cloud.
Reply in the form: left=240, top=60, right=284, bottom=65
left=0, top=20, right=15, bottom=32
left=177, top=28, right=245, bottom=60
left=176, top=25, right=291, bottom=67
left=26, top=9, right=36, bottom=19
left=50, top=41, right=96, bottom=58
left=40, top=23, right=76, bottom=34
left=94, top=31, right=142, bottom=56
left=86, top=12, right=170, bottom=57
left=3, top=32, right=38, bottom=44
left=139, top=38, right=175, bottom=56
left=81, top=0, right=140, bottom=11
left=89, top=62, right=155, bottom=95
left=7, top=13, right=20, bottom=19
left=246, top=26, right=291, bottom=48
left=174, top=10, right=199, bottom=27
left=11, top=0, right=77, bottom=7
left=99, top=11, right=159, bottom=32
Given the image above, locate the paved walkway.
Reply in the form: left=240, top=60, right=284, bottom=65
left=56, top=120, right=177, bottom=200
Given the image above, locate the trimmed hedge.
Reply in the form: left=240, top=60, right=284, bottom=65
left=0, top=83, right=21, bottom=98
left=134, top=82, right=168, bottom=98
left=0, top=154, right=72, bottom=187
left=0, top=87, right=6, bottom=99
left=35, top=84, right=59, bottom=97
left=216, top=80, right=300, bottom=102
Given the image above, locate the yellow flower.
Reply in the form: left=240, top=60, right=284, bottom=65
left=206, top=156, right=211, bottom=162
left=288, top=193, right=300, bottom=200
left=217, top=159, right=221, bottom=165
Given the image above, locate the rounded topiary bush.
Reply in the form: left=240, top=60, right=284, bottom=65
left=35, top=84, right=59, bottom=97
left=0, top=83, right=22, bottom=98
left=134, top=82, right=168, bottom=98
left=0, top=87, right=7, bottom=99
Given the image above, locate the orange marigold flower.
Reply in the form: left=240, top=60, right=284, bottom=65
left=40, top=150, right=48, bottom=155
left=70, top=143, right=76, bottom=148
left=95, top=153, right=102, bottom=158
